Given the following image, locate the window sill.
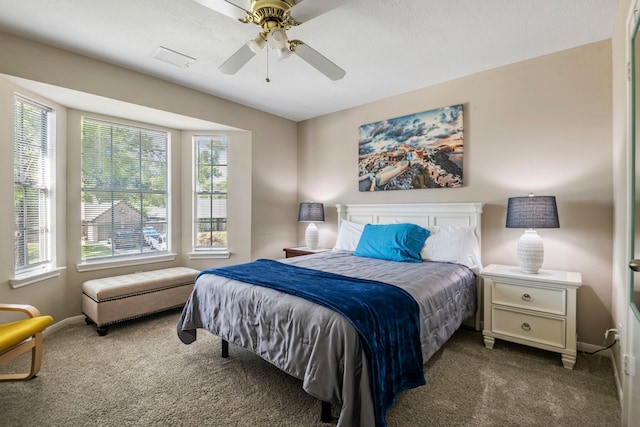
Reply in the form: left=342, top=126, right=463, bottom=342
left=76, top=252, right=177, bottom=272
left=11, top=267, right=67, bottom=289
left=187, top=250, right=231, bottom=260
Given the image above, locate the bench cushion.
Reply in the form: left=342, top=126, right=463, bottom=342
left=83, top=267, right=199, bottom=301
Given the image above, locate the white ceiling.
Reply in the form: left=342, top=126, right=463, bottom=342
left=0, top=0, right=619, bottom=124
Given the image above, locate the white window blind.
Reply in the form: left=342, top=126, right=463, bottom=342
left=194, top=135, right=227, bottom=249
left=81, top=118, right=168, bottom=261
left=14, top=96, right=55, bottom=274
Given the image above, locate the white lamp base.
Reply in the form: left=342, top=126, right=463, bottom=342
left=517, top=229, right=544, bottom=274
left=305, top=222, right=319, bottom=250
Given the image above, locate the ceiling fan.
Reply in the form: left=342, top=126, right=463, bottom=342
left=194, top=0, right=349, bottom=80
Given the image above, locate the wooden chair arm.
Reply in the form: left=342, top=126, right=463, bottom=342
left=0, top=304, right=41, bottom=318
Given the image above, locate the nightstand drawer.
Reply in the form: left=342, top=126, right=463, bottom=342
left=491, top=307, right=566, bottom=348
left=492, top=282, right=566, bottom=315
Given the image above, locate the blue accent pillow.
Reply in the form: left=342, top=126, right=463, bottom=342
left=353, top=223, right=430, bottom=263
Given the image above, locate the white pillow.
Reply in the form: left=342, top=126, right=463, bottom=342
left=332, top=220, right=365, bottom=251
left=420, top=226, right=482, bottom=273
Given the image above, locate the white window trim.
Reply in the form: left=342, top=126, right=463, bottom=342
left=76, top=252, right=177, bottom=272
left=187, top=249, right=231, bottom=260
left=14, top=95, right=56, bottom=276
left=10, top=266, right=66, bottom=289
left=193, top=134, right=228, bottom=253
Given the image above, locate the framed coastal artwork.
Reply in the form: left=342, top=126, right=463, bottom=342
left=358, top=104, right=463, bottom=192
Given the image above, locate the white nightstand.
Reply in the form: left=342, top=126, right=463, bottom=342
left=283, top=246, right=330, bottom=258
left=481, top=264, right=582, bottom=369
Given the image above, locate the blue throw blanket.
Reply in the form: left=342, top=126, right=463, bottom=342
left=198, top=259, right=426, bottom=427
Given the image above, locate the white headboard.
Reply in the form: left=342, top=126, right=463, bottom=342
left=335, top=202, right=484, bottom=330
left=336, top=202, right=483, bottom=245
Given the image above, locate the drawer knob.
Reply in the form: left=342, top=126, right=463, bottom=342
left=521, top=293, right=531, bottom=302
left=521, top=322, right=531, bottom=331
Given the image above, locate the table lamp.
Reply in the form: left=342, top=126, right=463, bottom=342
left=298, top=202, right=325, bottom=250
left=506, top=194, right=559, bottom=274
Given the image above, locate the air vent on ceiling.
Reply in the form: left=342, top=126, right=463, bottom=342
left=151, top=46, right=196, bottom=68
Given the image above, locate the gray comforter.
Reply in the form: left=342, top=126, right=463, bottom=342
left=177, top=250, right=476, bottom=426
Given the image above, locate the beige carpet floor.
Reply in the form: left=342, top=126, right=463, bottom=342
left=0, top=309, right=621, bottom=426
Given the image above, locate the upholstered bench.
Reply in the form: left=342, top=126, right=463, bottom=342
left=82, top=267, right=199, bottom=336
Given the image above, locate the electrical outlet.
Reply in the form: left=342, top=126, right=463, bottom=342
left=616, top=322, right=623, bottom=342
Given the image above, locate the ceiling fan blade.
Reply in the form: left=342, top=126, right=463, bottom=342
left=289, top=0, right=352, bottom=23
left=219, top=43, right=255, bottom=74
left=192, top=0, right=249, bottom=20
left=290, top=41, right=345, bottom=81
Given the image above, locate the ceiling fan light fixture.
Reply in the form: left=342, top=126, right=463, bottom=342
left=207, top=0, right=348, bottom=79
left=276, top=46, right=292, bottom=61
left=247, top=34, right=266, bottom=53
left=268, top=27, right=288, bottom=50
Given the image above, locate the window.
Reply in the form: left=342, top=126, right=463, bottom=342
left=81, top=118, right=168, bottom=261
left=14, top=96, right=55, bottom=275
left=194, top=135, right=227, bottom=250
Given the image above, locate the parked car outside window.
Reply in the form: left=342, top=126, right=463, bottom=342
left=148, top=234, right=166, bottom=251
left=110, top=230, right=143, bottom=249
left=142, top=226, right=161, bottom=244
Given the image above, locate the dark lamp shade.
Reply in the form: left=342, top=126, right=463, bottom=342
left=298, top=202, right=325, bottom=222
left=506, top=196, right=559, bottom=229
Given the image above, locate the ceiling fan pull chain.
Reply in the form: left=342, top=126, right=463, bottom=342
left=265, top=46, right=271, bottom=83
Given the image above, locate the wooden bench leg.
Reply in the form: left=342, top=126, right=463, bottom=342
left=221, top=339, right=229, bottom=358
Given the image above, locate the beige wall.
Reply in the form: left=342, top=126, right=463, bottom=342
left=0, top=31, right=298, bottom=322
left=298, top=41, right=614, bottom=346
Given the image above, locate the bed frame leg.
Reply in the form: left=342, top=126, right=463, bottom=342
left=321, top=401, right=331, bottom=422
left=221, top=339, right=229, bottom=358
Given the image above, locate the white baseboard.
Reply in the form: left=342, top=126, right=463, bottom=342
left=608, top=345, right=625, bottom=406
left=578, top=341, right=612, bottom=358
left=611, top=354, right=624, bottom=405
left=43, top=315, right=85, bottom=336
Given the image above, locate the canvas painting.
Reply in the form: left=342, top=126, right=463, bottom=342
left=358, top=104, right=463, bottom=191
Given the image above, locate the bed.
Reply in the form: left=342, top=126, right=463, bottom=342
left=177, top=202, right=483, bottom=427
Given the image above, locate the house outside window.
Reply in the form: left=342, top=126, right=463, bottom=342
left=81, top=118, right=168, bottom=261
left=194, top=135, right=227, bottom=251
left=13, top=96, right=55, bottom=275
